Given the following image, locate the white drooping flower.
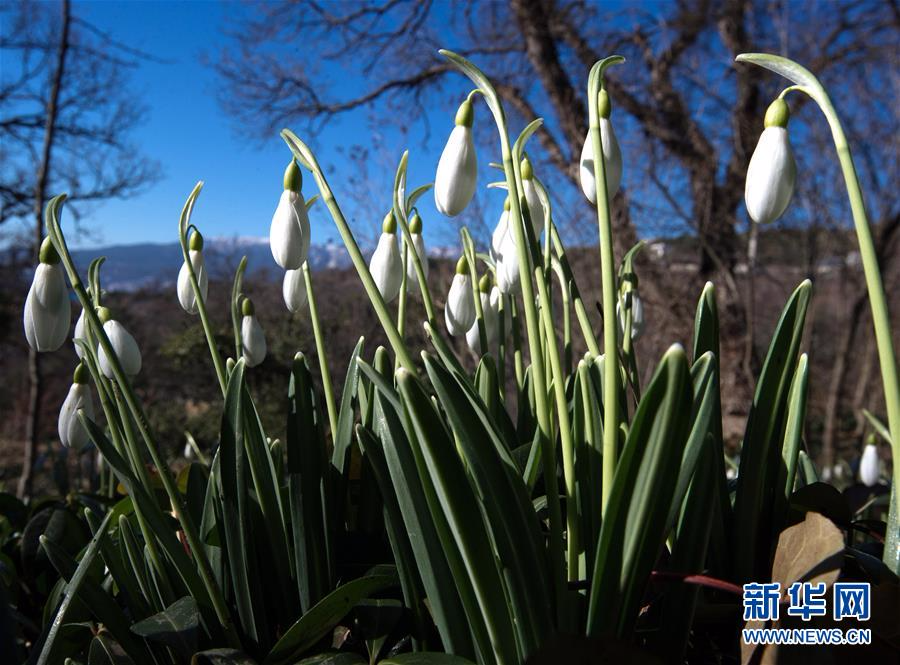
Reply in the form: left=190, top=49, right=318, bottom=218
left=579, top=90, right=623, bottom=204
left=496, top=232, right=520, bottom=295
left=466, top=276, right=499, bottom=356
left=745, top=99, right=796, bottom=225
left=859, top=442, right=879, bottom=487
left=58, top=363, right=95, bottom=451
left=434, top=99, right=477, bottom=216
left=405, top=212, right=429, bottom=292
left=369, top=212, right=403, bottom=303
left=177, top=231, right=209, bottom=314
left=445, top=256, right=476, bottom=336
left=282, top=268, right=308, bottom=312
left=24, top=238, right=71, bottom=352
left=73, top=306, right=87, bottom=358
left=521, top=157, right=545, bottom=238
left=270, top=160, right=311, bottom=270
left=617, top=291, right=645, bottom=341
left=241, top=298, right=267, bottom=368
left=491, top=197, right=511, bottom=259
left=96, top=307, right=142, bottom=378
left=184, top=441, right=195, bottom=460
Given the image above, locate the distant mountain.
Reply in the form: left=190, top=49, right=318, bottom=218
left=70, top=237, right=455, bottom=291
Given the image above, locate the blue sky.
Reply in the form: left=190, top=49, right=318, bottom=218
left=65, top=0, right=464, bottom=250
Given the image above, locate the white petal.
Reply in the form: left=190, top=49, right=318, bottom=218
left=177, top=250, right=208, bottom=314
left=406, top=233, right=429, bottom=291
left=466, top=291, right=499, bottom=356
left=270, top=191, right=310, bottom=269
left=23, top=270, right=70, bottom=352
left=59, top=383, right=95, bottom=451
left=523, top=179, right=545, bottom=238
left=859, top=444, right=879, bottom=487
left=496, top=234, right=520, bottom=295
left=745, top=127, right=796, bottom=224
left=491, top=210, right=509, bottom=259
left=369, top=232, right=402, bottom=303
left=445, top=273, right=475, bottom=336
left=283, top=268, right=308, bottom=312
left=98, top=320, right=142, bottom=378
left=73, top=308, right=86, bottom=358
left=434, top=126, right=477, bottom=216
left=579, top=120, right=623, bottom=204
left=617, top=293, right=645, bottom=341
left=184, top=442, right=195, bottom=459
left=242, top=314, right=267, bottom=367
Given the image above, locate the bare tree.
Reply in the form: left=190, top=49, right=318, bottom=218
left=1, top=0, right=161, bottom=498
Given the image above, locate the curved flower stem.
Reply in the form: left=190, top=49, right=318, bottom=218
left=281, top=130, right=416, bottom=372
left=587, top=57, right=626, bottom=518
left=44, top=195, right=239, bottom=647
left=302, top=261, right=339, bottom=440
left=439, top=48, right=565, bottom=612
left=393, top=151, right=436, bottom=326
left=736, top=53, right=900, bottom=572
left=178, top=183, right=227, bottom=396
left=230, top=256, right=248, bottom=362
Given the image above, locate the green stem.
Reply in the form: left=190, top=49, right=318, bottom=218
left=303, top=262, right=339, bottom=441
left=588, top=73, right=622, bottom=519
left=281, top=131, right=417, bottom=372
left=231, top=256, right=248, bottom=362
left=461, top=228, right=488, bottom=355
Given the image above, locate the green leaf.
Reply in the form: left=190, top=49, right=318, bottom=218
left=191, top=649, right=257, bottom=665
left=380, top=655, right=477, bottom=665
left=265, top=575, right=397, bottom=665
left=88, top=634, right=135, bottom=665
left=692, top=281, right=719, bottom=364
left=423, top=355, right=552, bottom=654
left=130, top=596, right=198, bottom=659
left=365, top=384, right=477, bottom=659
left=288, top=354, right=332, bottom=613
left=774, top=354, right=810, bottom=525
left=862, top=408, right=893, bottom=445
left=396, top=367, right=518, bottom=664
left=587, top=345, right=693, bottom=638
left=732, top=280, right=812, bottom=582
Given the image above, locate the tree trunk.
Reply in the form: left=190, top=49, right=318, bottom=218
left=18, top=0, right=71, bottom=500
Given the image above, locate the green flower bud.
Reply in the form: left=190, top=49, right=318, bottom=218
left=97, top=306, right=112, bottom=324
left=226, top=357, right=236, bottom=374
left=764, top=98, right=790, bottom=128
left=598, top=89, right=611, bottom=119
left=520, top=156, right=534, bottom=181
left=283, top=159, right=302, bottom=193
left=455, top=255, right=469, bottom=275
left=478, top=273, right=492, bottom=293
left=503, top=196, right=511, bottom=211
left=382, top=211, right=397, bottom=234
left=73, top=362, right=90, bottom=385
left=409, top=212, right=423, bottom=234
left=189, top=230, right=204, bottom=252
left=241, top=297, right=255, bottom=317
left=455, top=99, right=474, bottom=128
left=39, top=237, right=60, bottom=264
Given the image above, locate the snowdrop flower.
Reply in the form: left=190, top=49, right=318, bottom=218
left=617, top=291, right=645, bottom=341
left=745, top=98, right=796, bottom=225
left=184, top=441, right=195, bottom=460
left=435, top=98, right=477, bottom=216
left=445, top=256, right=475, bottom=336
left=859, top=441, right=879, bottom=487
left=521, top=156, right=545, bottom=238
left=369, top=212, right=403, bottom=303
left=466, top=275, right=499, bottom=356
left=405, top=212, right=429, bottom=292
left=73, top=306, right=87, bottom=358
left=491, top=197, right=511, bottom=259
left=283, top=268, right=307, bottom=312
left=496, top=234, right=520, bottom=295
left=177, top=230, right=208, bottom=314
left=241, top=297, right=267, bottom=368
left=96, top=307, right=142, bottom=378
left=24, top=237, right=71, bottom=352
left=58, top=363, right=95, bottom=451
left=579, top=89, right=623, bottom=204
left=270, top=160, right=311, bottom=270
